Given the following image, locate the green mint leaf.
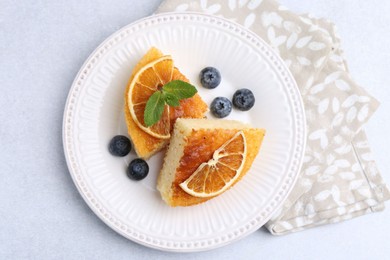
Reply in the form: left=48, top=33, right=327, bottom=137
left=144, top=91, right=165, bottom=127
left=143, top=80, right=198, bottom=127
left=163, top=92, right=180, bottom=107
left=162, top=80, right=197, bottom=100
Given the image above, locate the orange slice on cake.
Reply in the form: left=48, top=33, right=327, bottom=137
left=179, top=131, right=247, bottom=198
left=128, top=55, right=174, bottom=139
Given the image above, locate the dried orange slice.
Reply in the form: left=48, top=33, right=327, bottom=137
left=127, top=55, right=174, bottom=139
left=179, top=131, right=247, bottom=198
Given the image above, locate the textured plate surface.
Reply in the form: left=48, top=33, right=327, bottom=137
left=63, top=12, right=306, bottom=252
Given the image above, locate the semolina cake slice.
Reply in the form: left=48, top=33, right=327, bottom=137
left=157, top=118, right=265, bottom=207
left=124, top=47, right=208, bottom=159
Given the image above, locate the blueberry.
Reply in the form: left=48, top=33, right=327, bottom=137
left=232, top=88, right=255, bottom=111
left=109, top=135, right=132, bottom=157
left=199, top=67, right=221, bottom=89
left=127, top=158, right=149, bottom=181
left=210, top=97, right=232, bottom=118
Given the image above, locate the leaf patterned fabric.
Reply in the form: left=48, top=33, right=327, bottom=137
left=155, top=0, right=390, bottom=234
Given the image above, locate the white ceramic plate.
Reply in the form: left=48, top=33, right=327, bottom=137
left=63, top=12, right=306, bottom=252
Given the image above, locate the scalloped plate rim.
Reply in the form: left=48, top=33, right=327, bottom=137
left=62, top=12, right=306, bottom=252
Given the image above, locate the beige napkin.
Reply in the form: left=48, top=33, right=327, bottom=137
left=155, top=0, right=390, bottom=234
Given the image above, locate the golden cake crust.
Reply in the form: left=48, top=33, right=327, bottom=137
left=124, top=48, right=208, bottom=159
left=157, top=119, right=265, bottom=207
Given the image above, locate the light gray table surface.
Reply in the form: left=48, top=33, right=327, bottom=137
left=1, top=0, right=389, bottom=259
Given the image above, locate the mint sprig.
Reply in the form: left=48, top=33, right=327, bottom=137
left=144, top=80, right=197, bottom=127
